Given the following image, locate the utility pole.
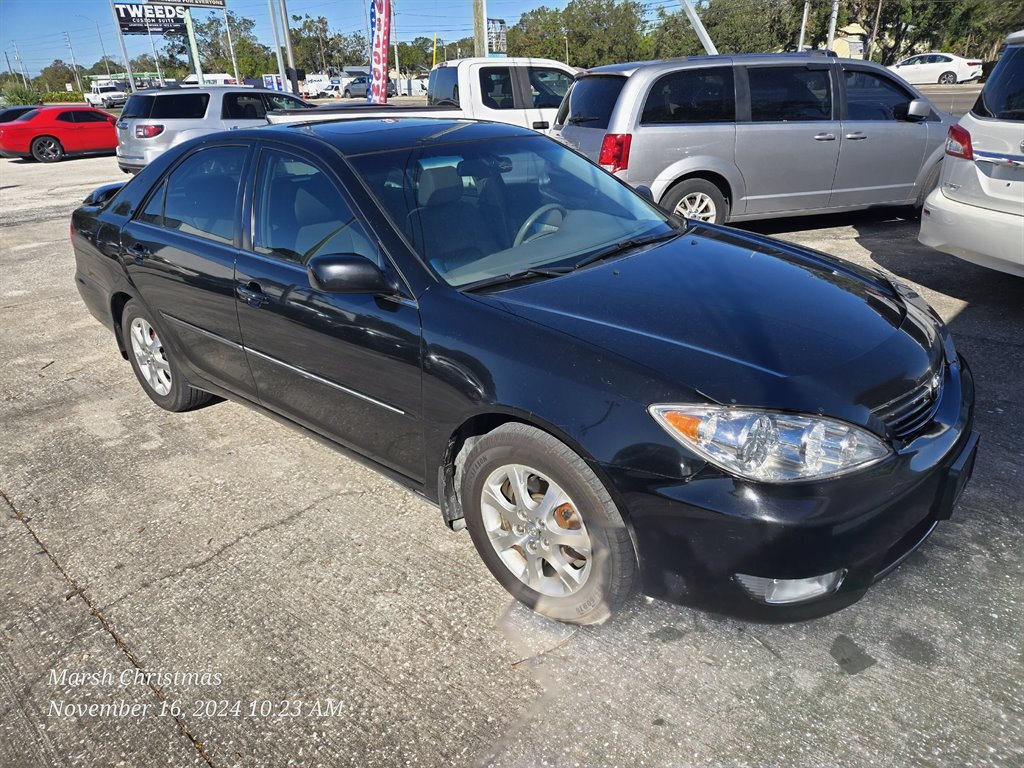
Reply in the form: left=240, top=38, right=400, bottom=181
left=867, top=0, right=884, bottom=61
left=277, top=0, right=299, bottom=95
left=678, top=0, right=718, bottom=55
left=223, top=9, right=240, bottom=84
left=564, top=35, right=569, bottom=66
left=5, top=51, right=17, bottom=80
left=108, top=0, right=135, bottom=91
left=392, top=0, right=402, bottom=95
left=797, top=0, right=811, bottom=51
left=826, top=0, right=839, bottom=52
left=64, top=32, right=83, bottom=92
left=268, top=0, right=288, bottom=90
left=11, top=40, right=29, bottom=85
left=473, top=0, right=487, bottom=58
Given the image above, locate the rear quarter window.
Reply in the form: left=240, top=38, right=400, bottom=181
left=428, top=67, right=459, bottom=106
left=973, top=46, right=1024, bottom=121
left=121, top=95, right=154, bottom=119
left=150, top=93, right=210, bottom=120
left=554, top=76, right=626, bottom=130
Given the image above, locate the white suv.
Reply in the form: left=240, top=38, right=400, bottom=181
left=919, top=31, right=1024, bottom=277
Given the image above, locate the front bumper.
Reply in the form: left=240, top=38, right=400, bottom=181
left=608, top=357, right=978, bottom=621
left=919, top=187, right=1024, bottom=277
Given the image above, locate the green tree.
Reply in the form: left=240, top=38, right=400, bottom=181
left=507, top=7, right=567, bottom=61
left=561, top=0, right=646, bottom=68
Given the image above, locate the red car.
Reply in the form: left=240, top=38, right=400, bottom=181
left=0, top=106, right=117, bottom=163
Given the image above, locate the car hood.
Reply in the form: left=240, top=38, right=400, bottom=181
left=477, top=224, right=944, bottom=425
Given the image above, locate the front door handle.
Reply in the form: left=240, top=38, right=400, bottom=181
left=813, top=133, right=836, bottom=141
left=532, top=121, right=550, bottom=130
left=236, top=281, right=268, bottom=307
left=845, top=132, right=868, bottom=140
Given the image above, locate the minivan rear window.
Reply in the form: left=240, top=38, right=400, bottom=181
left=554, top=76, right=626, bottom=130
left=973, top=45, right=1023, bottom=121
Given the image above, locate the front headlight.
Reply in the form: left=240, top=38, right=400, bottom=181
left=649, top=405, right=890, bottom=483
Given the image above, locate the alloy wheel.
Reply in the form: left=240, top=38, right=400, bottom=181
left=480, top=463, right=593, bottom=597
left=34, top=138, right=61, bottom=161
left=674, top=192, right=717, bottom=222
left=129, top=317, right=172, bottom=396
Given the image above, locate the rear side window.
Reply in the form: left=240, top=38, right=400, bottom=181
left=56, top=112, right=76, bottom=123
left=150, top=93, right=210, bottom=119
left=15, top=109, right=39, bottom=122
left=121, top=95, right=154, bottom=119
left=641, top=67, right=735, bottom=124
left=161, top=146, right=246, bottom=244
left=748, top=66, right=832, bottom=121
left=75, top=111, right=112, bottom=123
left=973, top=46, right=1024, bottom=121
left=427, top=67, right=459, bottom=106
left=844, top=69, right=913, bottom=120
left=554, top=76, right=626, bottom=130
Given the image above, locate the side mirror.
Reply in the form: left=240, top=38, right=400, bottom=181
left=635, top=184, right=654, bottom=202
left=905, top=98, right=931, bottom=120
left=307, top=253, right=397, bottom=294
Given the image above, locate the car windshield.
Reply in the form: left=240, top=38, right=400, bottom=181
left=975, top=45, right=1024, bottom=121
left=348, top=133, right=677, bottom=288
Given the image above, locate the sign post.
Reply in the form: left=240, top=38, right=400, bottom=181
left=108, top=0, right=136, bottom=91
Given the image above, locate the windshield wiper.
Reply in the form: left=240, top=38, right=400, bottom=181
left=459, top=267, right=572, bottom=293
left=567, top=115, right=600, bottom=124
left=571, top=230, right=683, bottom=271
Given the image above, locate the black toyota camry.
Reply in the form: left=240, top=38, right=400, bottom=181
left=71, top=118, right=978, bottom=624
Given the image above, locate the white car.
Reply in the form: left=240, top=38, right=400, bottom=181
left=889, top=52, right=983, bottom=84
left=919, top=30, right=1024, bottom=277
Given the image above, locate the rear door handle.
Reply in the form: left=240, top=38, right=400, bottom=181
left=236, top=281, right=268, bottom=307
left=126, top=243, right=150, bottom=264
left=532, top=121, right=549, bottom=130
left=813, top=133, right=836, bottom=141
left=845, top=132, right=868, bottom=140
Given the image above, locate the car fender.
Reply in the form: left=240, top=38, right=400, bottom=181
left=650, top=156, right=745, bottom=210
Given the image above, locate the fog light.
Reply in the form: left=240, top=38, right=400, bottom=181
left=735, top=569, right=847, bottom=605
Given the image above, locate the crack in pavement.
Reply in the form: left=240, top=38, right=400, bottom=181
left=99, top=490, right=352, bottom=614
left=1, top=488, right=218, bottom=768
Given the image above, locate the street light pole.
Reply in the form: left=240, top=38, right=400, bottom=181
left=64, top=32, right=83, bottom=92
left=11, top=40, right=29, bottom=86
left=277, top=0, right=299, bottom=94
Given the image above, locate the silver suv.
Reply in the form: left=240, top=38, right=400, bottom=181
left=115, top=86, right=310, bottom=174
left=551, top=53, right=951, bottom=223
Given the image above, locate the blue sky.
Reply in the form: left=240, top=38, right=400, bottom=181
left=0, top=0, right=576, bottom=78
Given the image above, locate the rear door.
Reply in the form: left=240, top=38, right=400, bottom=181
left=121, top=143, right=257, bottom=397
left=831, top=65, right=930, bottom=207
left=734, top=63, right=840, bottom=215
left=234, top=144, right=425, bottom=479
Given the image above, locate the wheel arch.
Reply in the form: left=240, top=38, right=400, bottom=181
left=655, top=166, right=739, bottom=217
left=110, top=291, right=136, bottom=359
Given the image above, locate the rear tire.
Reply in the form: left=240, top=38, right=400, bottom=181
left=914, top=161, right=942, bottom=213
left=31, top=136, right=64, bottom=163
left=121, top=300, right=211, bottom=412
left=461, top=424, right=638, bottom=625
left=661, top=178, right=729, bottom=224
left=938, top=71, right=957, bottom=85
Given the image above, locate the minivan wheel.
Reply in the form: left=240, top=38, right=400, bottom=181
left=31, top=136, right=64, bottom=163
left=662, top=179, right=729, bottom=224
left=121, top=300, right=211, bottom=412
left=938, top=71, right=957, bottom=85
left=461, top=423, right=637, bottom=625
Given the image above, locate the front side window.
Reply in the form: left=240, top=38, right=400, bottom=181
left=222, top=93, right=266, bottom=120
left=973, top=45, right=1024, bottom=121
left=264, top=92, right=308, bottom=111
left=479, top=67, right=516, bottom=110
left=641, top=67, right=735, bottom=124
left=349, top=134, right=676, bottom=287
left=748, top=66, right=832, bottom=121
left=161, top=146, right=246, bottom=244
left=843, top=69, right=914, bottom=120
left=252, top=149, right=376, bottom=266
left=528, top=67, right=573, bottom=108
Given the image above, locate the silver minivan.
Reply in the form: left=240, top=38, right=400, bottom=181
left=551, top=53, right=952, bottom=223
left=115, top=87, right=310, bottom=174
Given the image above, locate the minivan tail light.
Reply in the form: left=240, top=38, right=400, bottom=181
left=135, top=124, right=164, bottom=139
left=945, top=124, right=972, bottom=160
left=598, top=133, right=632, bottom=173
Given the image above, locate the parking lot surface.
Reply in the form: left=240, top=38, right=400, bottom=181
left=1, top=152, right=1021, bottom=768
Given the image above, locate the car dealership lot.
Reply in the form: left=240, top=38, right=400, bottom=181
left=1, top=154, right=1020, bottom=767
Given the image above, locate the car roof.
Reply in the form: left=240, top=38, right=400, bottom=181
left=242, top=117, right=537, bottom=156
left=581, top=51, right=848, bottom=78
left=1006, top=29, right=1024, bottom=45
left=132, top=86, right=279, bottom=96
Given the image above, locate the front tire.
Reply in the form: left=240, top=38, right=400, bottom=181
left=343, top=89, right=352, bottom=99
left=31, top=136, right=64, bottom=163
left=121, top=300, right=211, bottom=412
left=461, top=424, right=637, bottom=625
left=938, top=71, right=957, bottom=85
left=661, top=178, right=729, bottom=224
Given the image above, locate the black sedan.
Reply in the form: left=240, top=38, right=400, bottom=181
left=71, top=119, right=979, bottom=624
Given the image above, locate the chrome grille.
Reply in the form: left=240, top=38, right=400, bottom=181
left=873, top=372, right=943, bottom=440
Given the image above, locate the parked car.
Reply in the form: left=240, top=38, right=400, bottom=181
left=115, top=86, right=311, bottom=173
left=888, top=52, right=983, bottom=84
left=550, top=53, right=951, bottom=224
left=919, top=30, right=1024, bottom=277
left=0, top=106, right=116, bottom=162
left=0, top=105, right=37, bottom=123
left=71, top=118, right=978, bottom=625
left=342, top=76, right=396, bottom=98
left=85, top=83, right=128, bottom=109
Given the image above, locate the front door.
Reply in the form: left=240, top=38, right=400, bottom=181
left=234, top=145, right=425, bottom=480
left=831, top=66, right=930, bottom=208
left=522, top=64, right=575, bottom=131
left=734, top=64, right=841, bottom=215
